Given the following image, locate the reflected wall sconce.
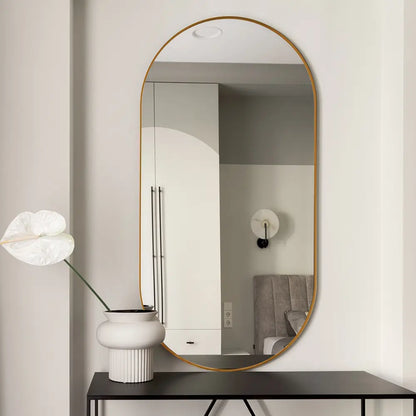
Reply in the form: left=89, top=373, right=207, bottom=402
left=250, top=209, right=279, bottom=249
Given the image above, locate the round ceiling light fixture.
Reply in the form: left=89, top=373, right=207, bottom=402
left=192, top=26, right=223, bottom=39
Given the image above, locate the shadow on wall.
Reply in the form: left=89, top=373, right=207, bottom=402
left=257, top=400, right=273, bottom=416
left=274, top=211, right=294, bottom=243
left=0, top=314, right=2, bottom=414
left=213, top=400, right=227, bottom=415
left=72, top=1, right=88, bottom=416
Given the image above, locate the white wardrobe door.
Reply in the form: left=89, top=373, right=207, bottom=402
left=155, top=127, right=221, bottom=329
left=154, top=83, right=221, bottom=331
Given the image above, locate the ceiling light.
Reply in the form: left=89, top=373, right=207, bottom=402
left=192, top=26, right=223, bottom=39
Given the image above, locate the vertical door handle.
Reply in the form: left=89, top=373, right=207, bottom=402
left=150, top=186, right=157, bottom=312
left=158, top=186, right=165, bottom=325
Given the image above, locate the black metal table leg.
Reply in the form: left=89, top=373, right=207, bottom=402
left=94, top=399, right=98, bottom=416
left=87, top=399, right=90, bottom=416
left=204, top=399, right=217, bottom=416
left=361, top=398, right=365, bottom=416
left=243, top=399, right=256, bottom=416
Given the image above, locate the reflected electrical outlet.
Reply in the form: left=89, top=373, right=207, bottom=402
left=224, top=302, right=232, bottom=327
left=224, top=318, right=232, bottom=328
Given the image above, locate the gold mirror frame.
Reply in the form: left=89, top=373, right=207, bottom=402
left=139, top=16, right=318, bottom=372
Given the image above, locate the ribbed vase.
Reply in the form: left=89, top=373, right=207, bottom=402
left=96, top=310, right=165, bottom=383
left=109, top=348, right=153, bottom=383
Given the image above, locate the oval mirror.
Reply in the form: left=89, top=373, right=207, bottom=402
left=140, top=16, right=317, bottom=371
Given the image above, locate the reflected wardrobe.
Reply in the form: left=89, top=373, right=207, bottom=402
left=141, top=82, right=222, bottom=354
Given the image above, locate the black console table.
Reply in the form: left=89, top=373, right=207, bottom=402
left=87, top=371, right=416, bottom=416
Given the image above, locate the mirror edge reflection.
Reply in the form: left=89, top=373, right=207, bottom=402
left=138, top=15, right=318, bottom=372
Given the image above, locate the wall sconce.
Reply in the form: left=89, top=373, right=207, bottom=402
left=250, top=209, right=279, bottom=249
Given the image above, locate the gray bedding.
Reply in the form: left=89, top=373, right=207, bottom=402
left=271, top=337, right=294, bottom=354
left=254, top=275, right=313, bottom=354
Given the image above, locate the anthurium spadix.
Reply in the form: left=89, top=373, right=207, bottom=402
left=0, top=210, right=110, bottom=310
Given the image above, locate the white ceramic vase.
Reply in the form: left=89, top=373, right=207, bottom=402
left=96, top=310, right=165, bottom=383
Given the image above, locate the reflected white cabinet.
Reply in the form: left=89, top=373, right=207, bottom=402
left=141, top=82, right=221, bottom=354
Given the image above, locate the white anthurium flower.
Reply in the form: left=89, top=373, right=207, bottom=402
left=1, top=210, right=111, bottom=310
left=1, top=210, right=74, bottom=266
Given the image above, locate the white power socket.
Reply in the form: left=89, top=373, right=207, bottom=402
left=224, top=317, right=232, bottom=328
left=224, top=302, right=232, bottom=328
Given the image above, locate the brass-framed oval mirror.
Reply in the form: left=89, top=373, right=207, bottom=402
left=139, top=16, right=317, bottom=371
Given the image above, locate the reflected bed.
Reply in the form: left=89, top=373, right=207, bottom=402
left=254, top=274, right=313, bottom=354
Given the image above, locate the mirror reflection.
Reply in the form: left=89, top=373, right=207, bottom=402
left=140, top=18, right=316, bottom=369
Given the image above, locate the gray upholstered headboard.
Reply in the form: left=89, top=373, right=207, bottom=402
left=253, top=275, right=313, bottom=354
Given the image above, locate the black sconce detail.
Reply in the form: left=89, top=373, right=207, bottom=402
left=257, top=223, right=269, bottom=249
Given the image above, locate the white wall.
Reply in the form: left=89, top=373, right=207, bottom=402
left=379, top=0, right=404, bottom=385
left=378, top=2, right=404, bottom=413
left=72, top=1, right=384, bottom=416
left=403, top=0, right=416, bottom=413
left=0, top=1, right=71, bottom=416
left=220, top=165, right=314, bottom=353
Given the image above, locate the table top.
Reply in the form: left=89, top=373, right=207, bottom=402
left=87, top=371, right=416, bottom=400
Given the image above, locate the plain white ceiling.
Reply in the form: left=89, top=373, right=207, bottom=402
left=156, top=19, right=303, bottom=64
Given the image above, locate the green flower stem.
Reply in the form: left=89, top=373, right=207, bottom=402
left=64, top=259, right=110, bottom=311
